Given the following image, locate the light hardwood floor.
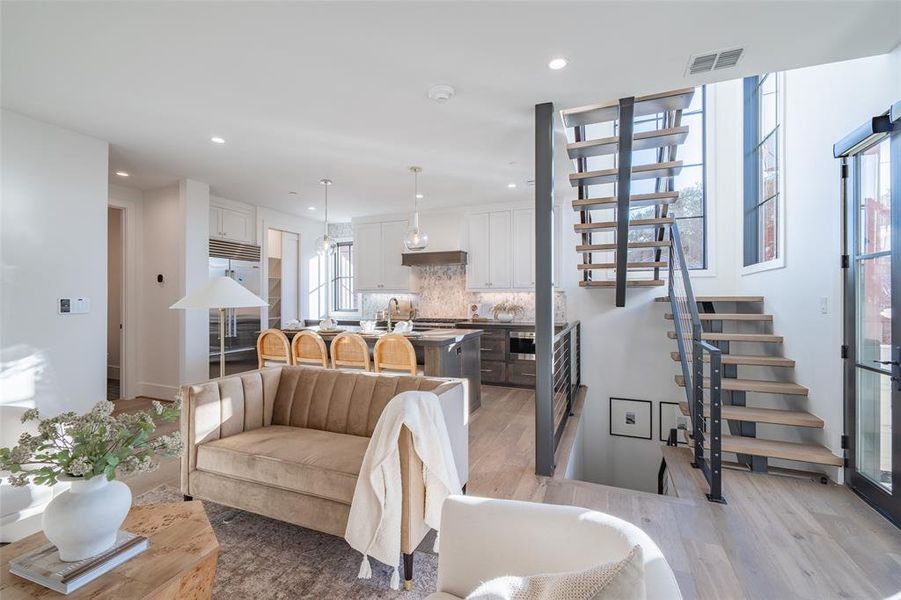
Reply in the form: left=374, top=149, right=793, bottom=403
left=122, top=386, right=901, bottom=600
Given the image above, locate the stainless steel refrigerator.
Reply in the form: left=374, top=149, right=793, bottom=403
left=209, top=240, right=262, bottom=378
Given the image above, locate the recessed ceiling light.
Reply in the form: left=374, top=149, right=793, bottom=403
left=210, top=136, right=226, bottom=144
left=548, top=58, right=568, bottom=70
left=307, top=206, right=316, bottom=211
left=115, top=171, right=129, bottom=177
left=416, top=193, right=424, bottom=199
left=507, top=183, right=517, bottom=189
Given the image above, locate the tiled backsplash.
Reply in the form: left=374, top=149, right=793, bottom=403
left=360, top=265, right=566, bottom=322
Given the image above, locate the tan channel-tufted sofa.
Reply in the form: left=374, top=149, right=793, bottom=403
left=179, top=365, right=469, bottom=586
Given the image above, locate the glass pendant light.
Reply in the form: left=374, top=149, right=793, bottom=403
left=404, top=166, right=429, bottom=251
left=316, top=178, right=337, bottom=256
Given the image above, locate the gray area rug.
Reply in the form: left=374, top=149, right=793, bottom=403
left=136, top=486, right=439, bottom=599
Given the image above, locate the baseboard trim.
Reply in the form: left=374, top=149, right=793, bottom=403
left=138, top=382, right=179, bottom=401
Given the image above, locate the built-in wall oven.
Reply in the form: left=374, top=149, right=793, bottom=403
left=509, top=331, right=536, bottom=361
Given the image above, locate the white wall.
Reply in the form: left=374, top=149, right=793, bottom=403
left=177, top=179, right=210, bottom=385
left=1, top=109, right=109, bottom=416
left=734, top=51, right=901, bottom=472
left=567, top=51, right=900, bottom=491
left=138, top=185, right=182, bottom=398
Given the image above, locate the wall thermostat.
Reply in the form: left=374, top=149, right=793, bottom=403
left=59, top=297, right=90, bottom=314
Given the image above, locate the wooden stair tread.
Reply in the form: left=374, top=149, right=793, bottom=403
left=677, top=401, right=823, bottom=428
left=577, top=240, right=670, bottom=252
left=561, top=88, right=695, bottom=127
left=574, top=217, right=673, bottom=232
left=674, top=375, right=808, bottom=396
left=569, top=161, right=683, bottom=187
left=664, top=312, right=773, bottom=322
left=671, top=351, right=795, bottom=368
left=667, top=331, right=783, bottom=343
left=572, top=192, right=679, bottom=211
left=579, top=261, right=667, bottom=270
left=686, top=433, right=842, bottom=467
left=566, top=127, right=689, bottom=159
left=655, top=295, right=764, bottom=303
left=580, top=280, right=665, bottom=288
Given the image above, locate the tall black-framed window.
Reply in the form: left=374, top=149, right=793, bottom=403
left=613, top=85, right=707, bottom=269
left=331, top=241, right=356, bottom=312
left=743, top=73, right=781, bottom=266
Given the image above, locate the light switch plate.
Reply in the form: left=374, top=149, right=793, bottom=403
left=59, top=297, right=90, bottom=314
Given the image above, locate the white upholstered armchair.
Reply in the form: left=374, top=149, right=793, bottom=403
left=426, top=495, right=682, bottom=600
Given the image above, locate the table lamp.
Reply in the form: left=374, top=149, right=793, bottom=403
left=171, top=276, right=267, bottom=378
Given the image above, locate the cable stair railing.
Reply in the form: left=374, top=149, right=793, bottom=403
left=563, top=88, right=694, bottom=307
left=668, top=221, right=725, bottom=503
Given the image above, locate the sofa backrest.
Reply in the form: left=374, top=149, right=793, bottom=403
left=271, top=366, right=457, bottom=437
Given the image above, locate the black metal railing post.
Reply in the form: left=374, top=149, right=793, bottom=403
left=614, top=97, right=635, bottom=307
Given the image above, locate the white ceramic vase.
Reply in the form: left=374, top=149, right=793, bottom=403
left=495, top=311, right=515, bottom=323
left=42, top=474, right=132, bottom=561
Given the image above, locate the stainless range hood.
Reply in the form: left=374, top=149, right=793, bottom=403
left=401, top=251, right=467, bottom=266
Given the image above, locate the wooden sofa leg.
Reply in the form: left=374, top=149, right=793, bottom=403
left=462, top=483, right=467, bottom=495
left=403, top=553, right=413, bottom=591
left=183, top=494, right=193, bottom=501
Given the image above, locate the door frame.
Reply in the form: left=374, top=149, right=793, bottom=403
left=839, top=105, right=901, bottom=526
left=109, top=190, right=142, bottom=400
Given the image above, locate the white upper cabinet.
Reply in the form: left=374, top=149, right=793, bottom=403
left=512, top=208, right=535, bottom=288
left=466, top=209, right=527, bottom=291
left=488, top=211, right=512, bottom=289
left=210, top=199, right=255, bottom=245
left=466, top=213, right=491, bottom=290
left=353, top=222, right=383, bottom=291
left=352, top=219, right=411, bottom=292
left=380, top=220, right=410, bottom=290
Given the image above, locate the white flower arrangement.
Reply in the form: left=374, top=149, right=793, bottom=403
left=0, top=399, right=182, bottom=487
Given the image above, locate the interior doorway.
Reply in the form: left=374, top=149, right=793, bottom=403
left=107, top=206, right=125, bottom=401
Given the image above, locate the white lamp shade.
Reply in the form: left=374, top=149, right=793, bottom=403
left=170, top=276, right=267, bottom=310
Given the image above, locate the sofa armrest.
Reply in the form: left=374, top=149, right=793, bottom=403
left=432, top=381, right=468, bottom=485
left=179, top=368, right=281, bottom=495
left=435, top=496, right=682, bottom=600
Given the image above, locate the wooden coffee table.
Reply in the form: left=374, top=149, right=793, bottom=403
left=0, top=501, right=219, bottom=599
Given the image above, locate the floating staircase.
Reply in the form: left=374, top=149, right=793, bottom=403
left=660, top=294, right=842, bottom=473
left=562, top=87, right=696, bottom=305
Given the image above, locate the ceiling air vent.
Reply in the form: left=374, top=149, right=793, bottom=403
left=686, top=47, right=744, bottom=75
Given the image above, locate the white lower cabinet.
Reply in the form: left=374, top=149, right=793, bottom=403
left=353, top=219, right=411, bottom=292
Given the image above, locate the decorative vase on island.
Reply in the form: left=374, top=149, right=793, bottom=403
left=42, top=474, right=132, bottom=561
left=495, top=311, right=515, bottom=323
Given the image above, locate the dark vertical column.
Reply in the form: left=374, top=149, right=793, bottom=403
left=535, top=102, right=556, bottom=477
left=615, top=98, right=635, bottom=307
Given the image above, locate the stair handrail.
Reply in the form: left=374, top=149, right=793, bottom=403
left=668, top=221, right=725, bottom=503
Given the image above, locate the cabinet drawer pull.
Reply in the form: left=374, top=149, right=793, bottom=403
left=480, top=347, right=493, bottom=351
left=480, top=369, right=493, bottom=373
left=522, top=372, right=535, bottom=376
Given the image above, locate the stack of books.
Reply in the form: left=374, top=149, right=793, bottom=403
left=9, top=531, right=149, bottom=594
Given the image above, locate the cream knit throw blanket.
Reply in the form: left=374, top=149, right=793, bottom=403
left=344, top=390, right=462, bottom=589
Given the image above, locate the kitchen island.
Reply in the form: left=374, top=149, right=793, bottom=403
left=284, top=326, right=484, bottom=412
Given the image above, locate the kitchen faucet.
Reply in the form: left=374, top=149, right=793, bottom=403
left=387, top=297, right=399, bottom=331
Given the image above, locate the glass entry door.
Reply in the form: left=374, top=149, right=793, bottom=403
left=845, top=119, right=900, bottom=525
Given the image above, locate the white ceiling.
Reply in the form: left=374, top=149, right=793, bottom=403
left=3, top=1, right=899, bottom=222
